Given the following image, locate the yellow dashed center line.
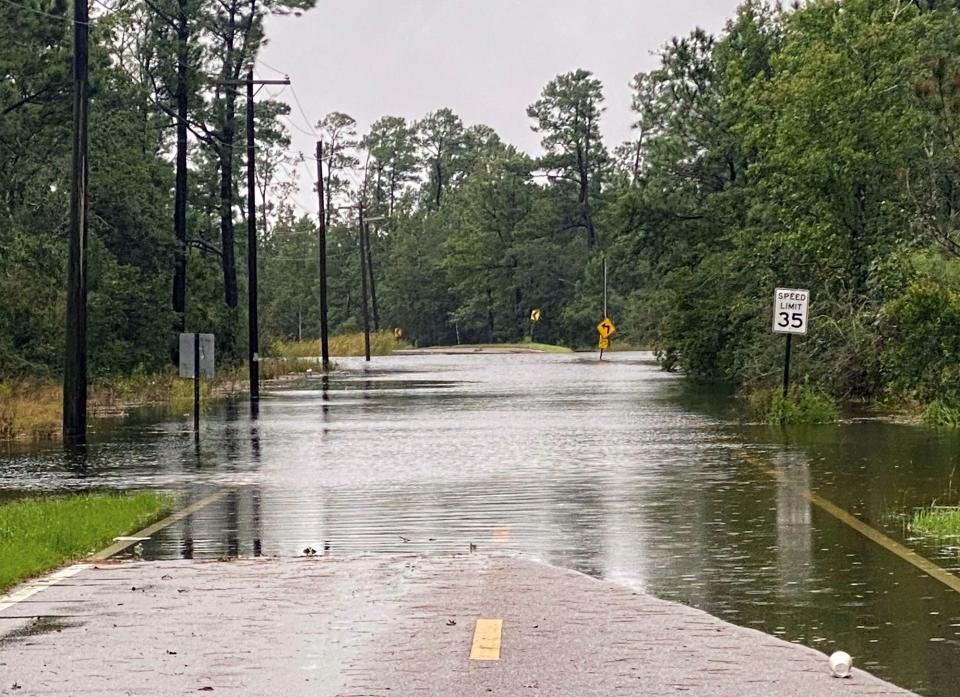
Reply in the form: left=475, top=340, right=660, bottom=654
left=470, top=618, right=503, bottom=661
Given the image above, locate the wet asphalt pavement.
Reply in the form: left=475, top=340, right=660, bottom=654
left=0, top=556, right=916, bottom=696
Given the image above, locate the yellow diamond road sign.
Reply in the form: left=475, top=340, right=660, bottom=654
left=597, top=318, right=616, bottom=339
left=530, top=309, right=542, bottom=322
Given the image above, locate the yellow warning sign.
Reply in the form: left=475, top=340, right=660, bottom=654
left=598, top=337, right=609, bottom=350
left=530, top=309, right=542, bottom=322
left=597, top=318, right=616, bottom=339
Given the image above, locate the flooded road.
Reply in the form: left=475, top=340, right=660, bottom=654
left=1, top=352, right=959, bottom=695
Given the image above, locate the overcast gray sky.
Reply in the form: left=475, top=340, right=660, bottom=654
left=261, top=1, right=743, bottom=187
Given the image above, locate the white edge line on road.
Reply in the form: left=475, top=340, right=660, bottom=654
left=0, top=486, right=238, bottom=614
left=0, top=565, right=87, bottom=614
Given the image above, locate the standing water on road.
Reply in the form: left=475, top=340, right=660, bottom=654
left=2, top=351, right=959, bottom=695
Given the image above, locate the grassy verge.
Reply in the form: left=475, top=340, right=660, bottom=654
left=273, top=332, right=406, bottom=359
left=0, top=492, right=174, bottom=593
left=0, top=332, right=409, bottom=442
left=421, top=342, right=572, bottom=353
left=0, top=370, right=246, bottom=441
left=910, top=506, right=960, bottom=539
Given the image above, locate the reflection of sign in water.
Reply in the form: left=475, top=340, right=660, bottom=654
left=530, top=308, right=542, bottom=322
left=774, top=451, right=812, bottom=596
left=179, top=333, right=215, bottom=378
left=597, top=318, right=616, bottom=338
left=773, top=288, right=810, bottom=335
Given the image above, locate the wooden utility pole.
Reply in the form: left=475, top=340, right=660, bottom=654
left=221, top=67, right=289, bottom=405
left=64, top=0, right=90, bottom=445
left=365, top=223, right=379, bottom=331
left=171, top=0, right=189, bottom=335
left=245, top=65, right=259, bottom=405
left=316, top=141, right=331, bottom=370
left=358, top=201, right=371, bottom=362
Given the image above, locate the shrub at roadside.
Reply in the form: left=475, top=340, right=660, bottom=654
left=748, top=384, right=840, bottom=425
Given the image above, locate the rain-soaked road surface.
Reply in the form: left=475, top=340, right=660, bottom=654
left=1, top=352, right=960, bottom=695
left=0, top=556, right=915, bottom=696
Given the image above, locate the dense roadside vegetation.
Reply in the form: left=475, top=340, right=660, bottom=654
left=0, top=332, right=400, bottom=439
left=5, top=0, right=960, bottom=419
left=0, top=492, right=173, bottom=592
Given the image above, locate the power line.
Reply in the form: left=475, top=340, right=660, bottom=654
left=279, top=112, right=319, bottom=139
left=1, top=0, right=89, bottom=23
left=287, top=83, right=318, bottom=138
left=256, top=57, right=288, bottom=77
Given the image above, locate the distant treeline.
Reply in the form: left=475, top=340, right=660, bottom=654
left=4, top=0, right=960, bottom=411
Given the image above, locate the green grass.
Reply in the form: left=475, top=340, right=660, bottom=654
left=273, top=332, right=406, bottom=359
left=427, top=342, right=572, bottom=353
left=0, top=492, right=174, bottom=593
left=910, top=506, right=960, bottom=539
left=923, top=400, right=960, bottom=428
left=747, top=384, right=840, bottom=425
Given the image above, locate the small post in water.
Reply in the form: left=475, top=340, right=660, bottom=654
left=193, top=331, right=200, bottom=439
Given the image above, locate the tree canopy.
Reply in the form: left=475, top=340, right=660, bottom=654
left=5, top=0, right=960, bottom=411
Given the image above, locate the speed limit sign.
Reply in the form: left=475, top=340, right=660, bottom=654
left=773, top=288, right=810, bottom=335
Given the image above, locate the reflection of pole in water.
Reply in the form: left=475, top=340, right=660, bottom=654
left=321, top=375, right=330, bottom=417
left=64, top=443, right=90, bottom=477
left=226, top=489, right=240, bottom=558
left=250, top=427, right=262, bottom=557
left=775, top=451, right=813, bottom=595
left=250, top=426, right=261, bottom=462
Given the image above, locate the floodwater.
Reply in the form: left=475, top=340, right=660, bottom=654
left=2, top=351, right=960, bottom=695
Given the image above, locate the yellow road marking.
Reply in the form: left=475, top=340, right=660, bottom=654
left=0, top=565, right=87, bottom=613
left=91, top=486, right=239, bottom=561
left=470, top=618, right=503, bottom=661
left=733, top=446, right=960, bottom=595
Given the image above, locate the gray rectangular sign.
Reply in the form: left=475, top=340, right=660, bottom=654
left=179, top=333, right=215, bottom=379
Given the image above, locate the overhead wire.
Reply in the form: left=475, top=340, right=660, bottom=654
left=255, top=62, right=370, bottom=215
left=1, top=0, right=90, bottom=23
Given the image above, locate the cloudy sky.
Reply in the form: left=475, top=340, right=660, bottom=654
left=260, top=1, right=743, bottom=190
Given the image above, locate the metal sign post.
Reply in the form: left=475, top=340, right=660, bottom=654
left=530, top=308, right=541, bottom=342
left=772, top=288, right=810, bottom=396
left=180, top=333, right=215, bottom=439
left=193, top=333, right=200, bottom=438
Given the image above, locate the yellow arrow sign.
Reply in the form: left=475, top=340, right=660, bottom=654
left=597, top=318, right=616, bottom=339
left=530, top=309, right=542, bottom=322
